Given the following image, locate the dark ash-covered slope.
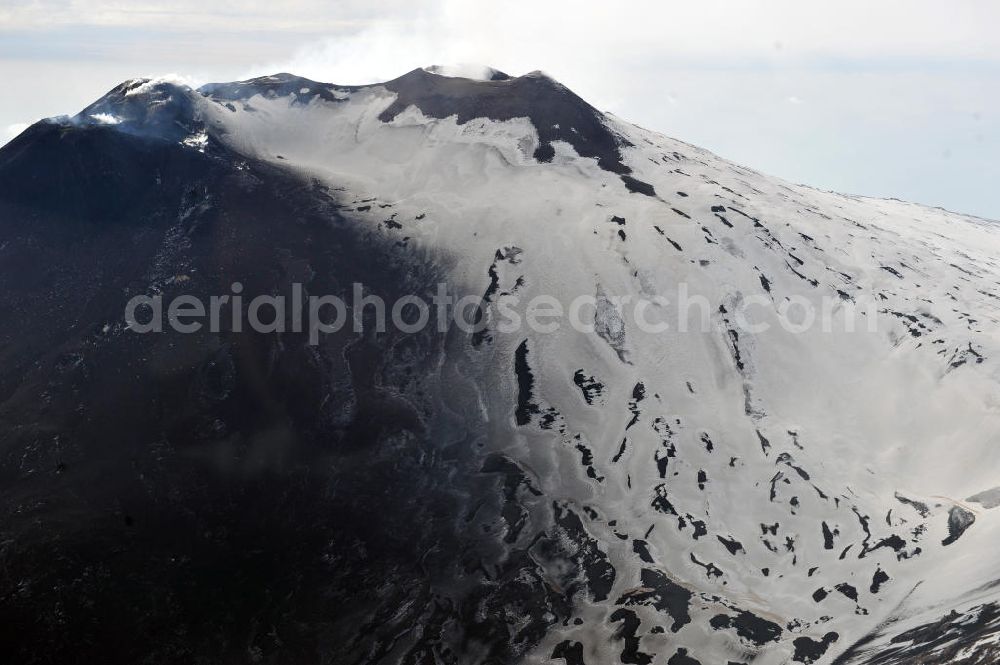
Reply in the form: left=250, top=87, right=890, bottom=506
left=0, top=109, right=605, bottom=665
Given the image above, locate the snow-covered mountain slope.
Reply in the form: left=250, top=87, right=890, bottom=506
left=2, top=67, right=1000, bottom=664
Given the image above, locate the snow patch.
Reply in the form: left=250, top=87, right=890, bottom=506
left=181, top=132, right=208, bottom=152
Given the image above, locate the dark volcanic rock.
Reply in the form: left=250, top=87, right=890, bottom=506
left=942, top=505, right=976, bottom=546
left=793, top=631, right=839, bottom=663
left=377, top=68, right=656, bottom=195
left=710, top=610, right=783, bottom=646
left=0, top=118, right=582, bottom=665
left=617, top=568, right=693, bottom=633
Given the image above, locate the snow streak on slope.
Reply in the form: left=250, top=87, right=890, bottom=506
left=34, top=67, right=1000, bottom=664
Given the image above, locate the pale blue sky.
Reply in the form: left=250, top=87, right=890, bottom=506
left=1, top=1, right=997, bottom=219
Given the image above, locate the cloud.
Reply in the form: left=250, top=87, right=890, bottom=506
left=4, top=1, right=999, bottom=65
left=235, top=0, right=1000, bottom=111
left=0, top=0, right=424, bottom=31
left=5, top=122, right=29, bottom=141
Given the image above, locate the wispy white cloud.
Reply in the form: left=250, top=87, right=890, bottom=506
left=3, top=1, right=999, bottom=63
left=4, top=122, right=29, bottom=141
left=0, top=0, right=422, bottom=31
left=0, top=0, right=1000, bottom=59
left=237, top=0, right=1000, bottom=111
